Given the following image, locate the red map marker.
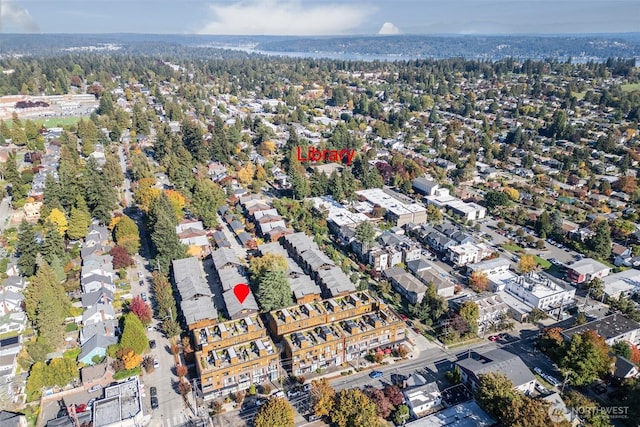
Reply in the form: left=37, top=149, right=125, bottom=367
left=233, top=283, right=251, bottom=304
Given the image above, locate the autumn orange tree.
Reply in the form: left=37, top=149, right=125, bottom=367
left=469, top=271, right=490, bottom=292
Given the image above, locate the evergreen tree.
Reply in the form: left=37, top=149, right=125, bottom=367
left=84, top=157, right=117, bottom=224
left=119, top=312, right=149, bottom=355
left=25, top=263, right=70, bottom=349
left=16, top=221, right=38, bottom=277
left=67, top=197, right=91, bottom=240
left=113, top=215, right=141, bottom=255
left=190, top=178, right=225, bottom=229
left=535, top=210, right=552, bottom=238
left=43, top=174, right=63, bottom=212
left=256, top=269, right=293, bottom=312
left=149, top=193, right=185, bottom=271
left=588, top=220, right=612, bottom=259
left=41, top=221, right=65, bottom=265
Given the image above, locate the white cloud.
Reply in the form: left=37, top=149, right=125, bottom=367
left=0, top=0, right=39, bottom=33
left=198, top=0, right=373, bottom=35
left=378, top=22, right=401, bottom=35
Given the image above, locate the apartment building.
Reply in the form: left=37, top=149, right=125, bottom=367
left=273, top=291, right=406, bottom=374
left=194, top=315, right=279, bottom=398
left=447, top=242, right=493, bottom=267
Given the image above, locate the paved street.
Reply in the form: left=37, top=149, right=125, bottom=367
left=217, top=212, right=247, bottom=260
left=0, top=197, right=12, bottom=232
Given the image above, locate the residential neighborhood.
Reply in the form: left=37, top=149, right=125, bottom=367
left=0, top=32, right=639, bottom=427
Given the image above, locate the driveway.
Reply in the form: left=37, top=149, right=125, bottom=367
left=216, top=212, right=247, bottom=260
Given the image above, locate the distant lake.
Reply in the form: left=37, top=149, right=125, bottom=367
left=200, top=43, right=631, bottom=63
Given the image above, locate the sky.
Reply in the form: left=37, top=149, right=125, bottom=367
left=0, top=0, right=638, bottom=35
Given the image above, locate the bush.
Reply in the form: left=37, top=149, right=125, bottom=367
left=396, top=345, right=409, bottom=358
left=248, top=384, right=257, bottom=396
left=259, top=384, right=271, bottom=395
left=235, top=390, right=245, bottom=404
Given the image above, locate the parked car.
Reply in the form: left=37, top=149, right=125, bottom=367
left=369, top=370, right=383, bottom=379
left=153, top=359, right=159, bottom=369
left=150, top=396, right=159, bottom=409
left=593, top=384, right=607, bottom=394
left=274, top=391, right=285, bottom=398
left=545, top=375, right=561, bottom=387
left=150, top=387, right=157, bottom=398
left=488, top=335, right=499, bottom=341
left=88, top=384, right=102, bottom=393
left=287, top=389, right=301, bottom=399
left=534, top=367, right=543, bottom=376
left=141, top=292, right=147, bottom=302
left=302, top=384, right=312, bottom=392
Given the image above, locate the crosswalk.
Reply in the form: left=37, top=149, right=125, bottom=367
left=159, top=413, right=208, bottom=427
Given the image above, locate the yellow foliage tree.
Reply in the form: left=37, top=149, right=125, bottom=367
left=165, top=189, right=186, bottom=219
left=138, top=177, right=156, bottom=189
left=503, top=187, right=520, bottom=201
left=255, top=164, right=267, bottom=182
left=237, top=163, right=255, bottom=185
left=121, top=349, right=142, bottom=370
left=109, top=216, right=122, bottom=230
left=257, top=140, right=276, bottom=156
left=47, top=208, right=69, bottom=235
left=518, top=254, right=537, bottom=274
left=134, top=186, right=161, bottom=212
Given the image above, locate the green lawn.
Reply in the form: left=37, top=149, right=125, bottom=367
left=534, top=255, right=552, bottom=269
left=502, top=243, right=525, bottom=253
left=3, top=116, right=83, bottom=128
left=621, top=83, right=640, bottom=93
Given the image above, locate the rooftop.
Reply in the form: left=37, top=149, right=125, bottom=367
left=93, top=378, right=141, bottom=427
left=202, top=338, right=276, bottom=371
left=562, top=313, right=640, bottom=342
left=195, top=315, right=263, bottom=347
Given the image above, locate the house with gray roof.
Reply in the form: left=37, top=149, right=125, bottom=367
left=211, top=247, right=242, bottom=271
left=172, top=257, right=218, bottom=329
left=383, top=267, right=427, bottom=304
left=455, top=349, right=535, bottom=394
left=316, top=267, right=356, bottom=298
left=223, top=289, right=258, bottom=320
left=78, top=333, right=118, bottom=365
left=80, top=319, right=118, bottom=345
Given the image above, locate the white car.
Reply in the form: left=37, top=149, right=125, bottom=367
left=153, top=359, right=159, bottom=369
left=534, top=367, right=543, bottom=376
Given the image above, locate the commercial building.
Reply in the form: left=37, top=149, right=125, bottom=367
left=562, top=313, right=640, bottom=346
left=355, top=188, right=427, bottom=226
left=566, top=258, right=611, bottom=284
left=194, top=315, right=279, bottom=399
left=496, top=272, right=576, bottom=316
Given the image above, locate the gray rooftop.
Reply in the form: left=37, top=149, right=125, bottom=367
left=211, top=247, right=242, bottom=270
left=405, top=401, right=494, bottom=427
left=562, top=313, right=640, bottom=342
left=172, top=257, right=212, bottom=301
left=456, top=348, right=535, bottom=389
left=181, top=297, right=218, bottom=325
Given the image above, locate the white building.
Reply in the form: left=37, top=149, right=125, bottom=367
left=602, top=269, right=640, bottom=299
left=502, top=273, right=576, bottom=313
left=447, top=242, right=492, bottom=267
left=355, top=188, right=427, bottom=226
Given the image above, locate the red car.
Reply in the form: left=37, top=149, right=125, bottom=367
left=488, top=335, right=499, bottom=341
left=399, top=314, right=408, bottom=321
